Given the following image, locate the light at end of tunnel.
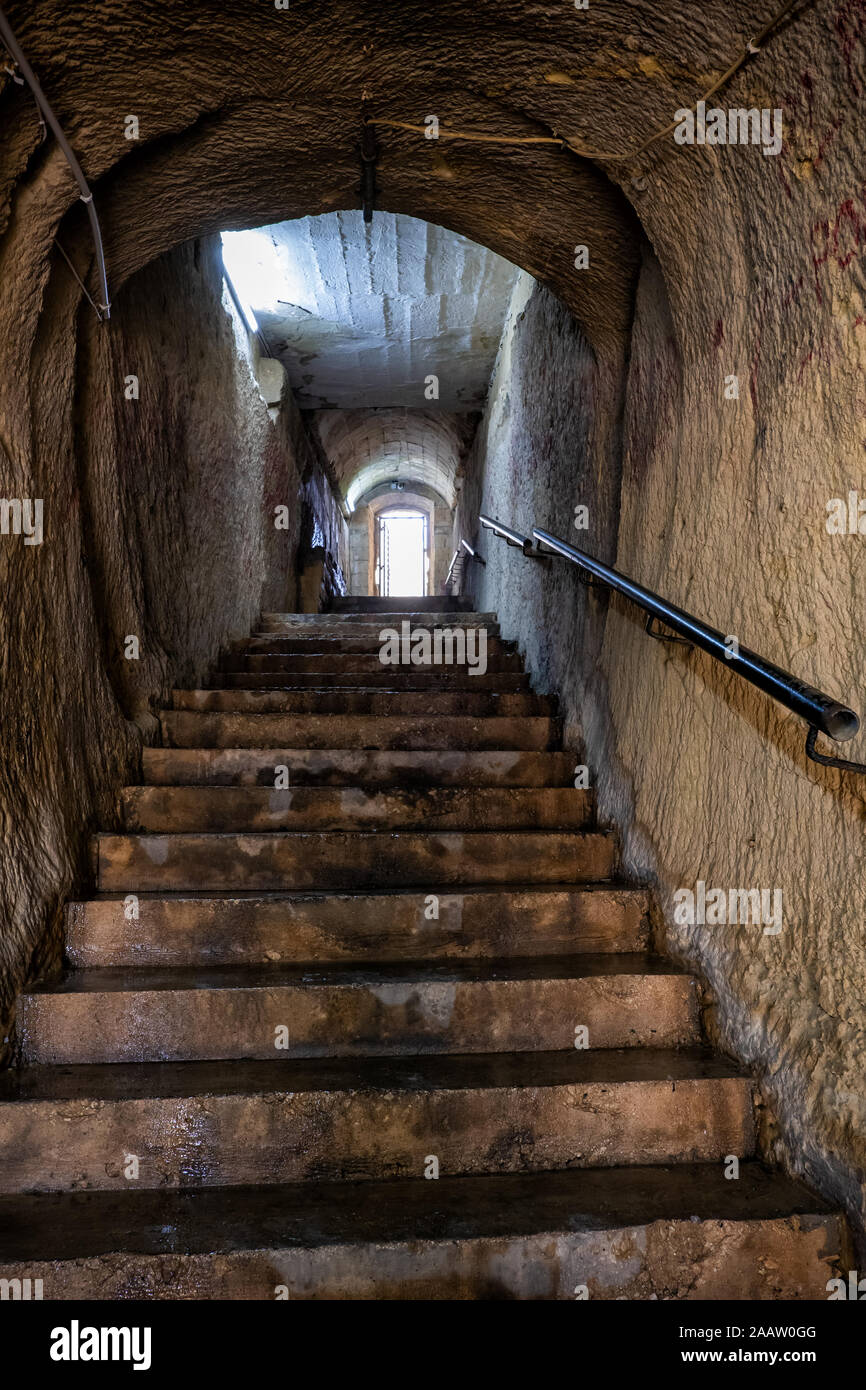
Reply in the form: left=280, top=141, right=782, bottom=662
left=220, top=229, right=299, bottom=332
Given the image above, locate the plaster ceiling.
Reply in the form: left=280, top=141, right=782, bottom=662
left=221, top=211, right=521, bottom=411
left=310, top=409, right=475, bottom=511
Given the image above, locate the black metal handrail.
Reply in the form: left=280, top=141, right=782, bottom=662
left=479, top=513, right=865, bottom=773
left=460, top=538, right=486, bottom=566
left=478, top=515, right=537, bottom=556
left=443, top=548, right=461, bottom=593
left=443, top=537, right=486, bottom=595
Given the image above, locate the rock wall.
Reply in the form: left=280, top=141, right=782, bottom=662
left=461, top=247, right=866, bottom=1258
left=456, top=271, right=627, bottom=743
left=0, top=232, right=339, bottom=1047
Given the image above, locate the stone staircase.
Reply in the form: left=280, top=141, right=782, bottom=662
left=0, top=599, right=846, bottom=1299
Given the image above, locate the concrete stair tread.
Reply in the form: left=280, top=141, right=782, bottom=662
left=142, top=749, right=574, bottom=787
left=119, top=785, right=592, bottom=833
left=160, top=712, right=560, bottom=751
left=0, top=1047, right=756, bottom=1193
left=213, top=680, right=525, bottom=688
left=0, top=1046, right=744, bottom=1102
left=162, top=713, right=551, bottom=722
left=175, top=687, right=543, bottom=700
left=172, top=692, right=551, bottom=715
left=95, top=830, right=615, bottom=894
left=262, top=617, right=483, bottom=630
left=123, top=785, right=579, bottom=797
left=239, top=633, right=508, bottom=647
left=264, top=607, right=487, bottom=616
left=258, top=612, right=494, bottom=618
left=233, top=656, right=522, bottom=670
left=79, top=881, right=643, bottom=902
left=20, top=953, right=699, bottom=1062
left=328, top=598, right=474, bottom=612
left=219, top=673, right=531, bottom=690
left=0, top=1163, right=835, bottom=1263
left=242, top=636, right=504, bottom=649
left=64, top=884, right=650, bottom=968
left=99, top=828, right=608, bottom=841
left=26, top=953, right=690, bottom=995
left=66, top=882, right=645, bottom=956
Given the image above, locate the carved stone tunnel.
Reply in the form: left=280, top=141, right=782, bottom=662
left=0, top=0, right=865, bottom=1308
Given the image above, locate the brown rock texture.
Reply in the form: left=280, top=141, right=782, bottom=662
left=0, top=226, right=345, bottom=1043
left=449, top=7, right=866, bottom=1257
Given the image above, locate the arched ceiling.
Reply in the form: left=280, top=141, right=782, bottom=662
left=0, top=0, right=657, bottom=367
left=222, top=211, right=522, bottom=410
left=1, top=0, right=829, bottom=539
left=311, top=408, right=474, bottom=511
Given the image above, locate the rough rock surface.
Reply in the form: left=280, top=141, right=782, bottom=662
left=457, top=27, right=866, bottom=1257
left=0, top=225, right=341, bottom=1043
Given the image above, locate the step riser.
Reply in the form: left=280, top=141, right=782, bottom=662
left=142, top=749, right=574, bottom=788
left=235, top=654, right=522, bottom=674
left=174, top=691, right=548, bottom=716
left=65, top=888, right=649, bottom=968
left=20, top=974, right=698, bottom=1064
left=218, top=672, right=530, bottom=690
left=0, top=1076, right=754, bottom=1193
left=119, top=788, right=592, bottom=834
left=329, top=598, right=473, bottom=612
left=0, top=1214, right=838, bottom=1299
left=96, top=832, right=616, bottom=892
left=237, top=634, right=507, bottom=654
left=160, top=714, right=559, bottom=750
left=259, top=613, right=496, bottom=631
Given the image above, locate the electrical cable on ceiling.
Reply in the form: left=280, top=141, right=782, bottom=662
left=53, top=239, right=105, bottom=318
left=370, top=0, right=803, bottom=166
left=0, top=0, right=802, bottom=319
left=0, top=4, right=110, bottom=318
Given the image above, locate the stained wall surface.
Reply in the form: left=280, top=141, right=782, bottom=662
left=461, top=247, right=866, bottom=1255
left=0, top=232, right=340, bottom=1041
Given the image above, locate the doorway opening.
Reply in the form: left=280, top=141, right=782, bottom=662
left=376, top=509, right=429, bottom=596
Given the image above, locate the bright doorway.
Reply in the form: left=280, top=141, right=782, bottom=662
left=376, top=509, right=429, bottom=596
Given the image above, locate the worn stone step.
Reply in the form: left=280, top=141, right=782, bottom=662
left=66, top=885, right=649, bottom=968
left=160, top=712, right=559, bottom=750
left=330, top=596, right=473, bottom=612
left=96, top=829, right=616, bottom=891
left=0, top=1164, right=841, bottom=1299
left=142, top=748, right=574, bottom=787
left=260, top=611, right=496, bottom=631
left=218, top=670, right=531, bottom=690
left=237, top=633, right=508, bottom=654
left=19, top=955, right=697, bottom=1064
left=234, top=652, right=522, bottom=674
left=119, top=786, right=592, bottom=833
left=173, top=689, right=550, bottom=716
left=0, top=1049, right=755, bottom=1193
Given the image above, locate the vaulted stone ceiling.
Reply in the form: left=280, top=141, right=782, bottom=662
left=222, top=212, right=521, bottom=411
left=310, top=408, right=477, bottom=510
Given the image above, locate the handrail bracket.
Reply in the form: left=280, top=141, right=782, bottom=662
left=479, top=511, right=864, bottom=778
left=645, top=615, right=694, bottom=648
left=805, top=726, right=866, bottom=775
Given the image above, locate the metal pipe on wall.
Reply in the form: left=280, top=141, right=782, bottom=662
left=0, top=4, right=111, bottom=317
